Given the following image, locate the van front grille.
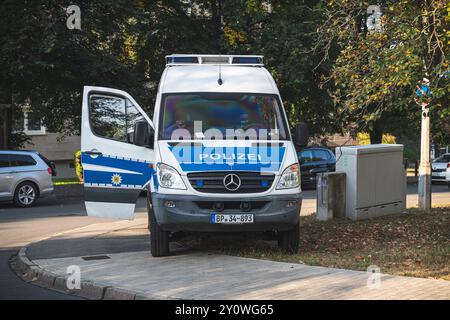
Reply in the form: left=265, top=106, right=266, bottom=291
left=187, top=171, right=275, bottom=194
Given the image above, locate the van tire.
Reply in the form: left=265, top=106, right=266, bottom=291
left=278, top=222, right=299, bottom=254
left=148, top=196, right=170, bottom=257
left=14, top=182, right=38, bottom=207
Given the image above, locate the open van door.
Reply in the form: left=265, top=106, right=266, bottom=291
left=81, top=86, right=155, bottom=219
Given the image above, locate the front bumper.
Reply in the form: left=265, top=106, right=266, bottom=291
left=151, top=192, right=302, bottom=232
left=431, top=171, right=448, bottom=182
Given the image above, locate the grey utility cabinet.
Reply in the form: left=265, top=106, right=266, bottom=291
left=316, top=172, right=346, bottom=221
left=336, top=144, right=406, bottom=220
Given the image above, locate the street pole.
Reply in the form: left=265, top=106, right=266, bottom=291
left=418, top=103, right=431, bottom=212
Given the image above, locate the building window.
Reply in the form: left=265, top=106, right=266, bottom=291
left=23, top=111, right=46, bottom=135
left=25, top=111, right=46, bottom=135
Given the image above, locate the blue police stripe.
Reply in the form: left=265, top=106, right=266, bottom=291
left=81, top=153, right=153, bottom=187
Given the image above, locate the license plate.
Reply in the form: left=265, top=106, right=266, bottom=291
left=211, top=213, right=254, bottom=224
left=432, top=172, right=445, bottom=177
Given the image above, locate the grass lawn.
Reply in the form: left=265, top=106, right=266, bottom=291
left=182, top=205, right=450, bottom=280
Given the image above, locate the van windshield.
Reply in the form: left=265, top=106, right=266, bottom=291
left=159, top=93, right=288, bottom=140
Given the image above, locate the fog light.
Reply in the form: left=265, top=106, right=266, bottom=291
left=164, top=200, right=176, bottom=208
left=286, top=200, right=297, bottom=208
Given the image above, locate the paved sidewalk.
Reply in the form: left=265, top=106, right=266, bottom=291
left=17, top=217, right=450, bottom=300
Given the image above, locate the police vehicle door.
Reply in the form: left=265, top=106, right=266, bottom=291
left=81, top=86, right=155, bottom=219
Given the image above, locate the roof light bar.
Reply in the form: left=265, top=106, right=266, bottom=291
left=166, top=54, right=264, bottom=66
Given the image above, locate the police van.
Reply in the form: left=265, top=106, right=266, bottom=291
left=81, top=54, right=308, bottom=257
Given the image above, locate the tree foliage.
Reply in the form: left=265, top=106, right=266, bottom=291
left=0, top=0, right=147, bottom=138
left=317, top=0, right=449, bottom=144
left=0, top=0, right=448, bottom=150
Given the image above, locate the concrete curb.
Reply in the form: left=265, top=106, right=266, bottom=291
left=13, top=245, right=145, bottom=300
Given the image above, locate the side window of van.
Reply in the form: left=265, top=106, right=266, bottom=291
left=0, top=154, right=10, bottom=167
left=89, top=94, right=144, bottom=144
left=9, top=154, right=37, bottom=167
left=90, top=95, right=127, bottom=142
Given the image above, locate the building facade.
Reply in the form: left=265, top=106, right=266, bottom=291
left=15, top=110, right=80, bottom=178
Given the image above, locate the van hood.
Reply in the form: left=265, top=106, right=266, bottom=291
left=157, top=140, right=288, bottom=174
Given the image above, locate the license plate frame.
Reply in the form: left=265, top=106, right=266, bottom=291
left=211, top=213, right=254, bottom=224
left=432, top=172, right=445, bottom=177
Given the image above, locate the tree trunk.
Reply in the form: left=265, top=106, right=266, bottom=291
left=0, top=85, right=13, bottom=149
left=369, top=122, right=383, bottom=144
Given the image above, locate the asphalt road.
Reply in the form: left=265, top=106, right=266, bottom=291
left=0, top=195, right=148, bottom=299
left=0, top=183, right=448, bottom=299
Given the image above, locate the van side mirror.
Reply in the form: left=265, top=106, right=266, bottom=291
left=295, top=123, right=309, bottom=148
left=133, top=121, right=154, bottom=148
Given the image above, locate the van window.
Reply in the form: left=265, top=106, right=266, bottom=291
left=90, top=95, right=127, bottom=142
left=0, top=154, right=9, bottom=167
left=9, top=154, right=37, bottom=167
left=160, top=93, right=288, bottom=140
left=89, top=94, right=144, bottom=143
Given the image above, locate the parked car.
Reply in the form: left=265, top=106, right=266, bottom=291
left=0, top=150, right=55, bottom=207
left=298, top=147, right=336, bottom=188
left=431, top=153, right=450, bottom=189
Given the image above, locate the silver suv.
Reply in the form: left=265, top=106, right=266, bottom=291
left=0, top=150, right=55, bottom=207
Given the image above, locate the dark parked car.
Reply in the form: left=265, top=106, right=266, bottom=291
left=298, top=147, right=336, bottom=188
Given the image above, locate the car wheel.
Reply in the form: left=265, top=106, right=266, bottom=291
left=147, top=196, right=170, bottom=257
left=278, top=222, right=300, bottom=254
left=448, top=182, right=450, bottom=190
left=14, top=182, right=38, bottom=207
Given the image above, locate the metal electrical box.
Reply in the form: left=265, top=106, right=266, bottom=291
left=336, top=144, right=406, bottom=220
left=316, top=172, right=346, bottom=221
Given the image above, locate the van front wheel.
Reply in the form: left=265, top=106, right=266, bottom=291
left=278, top=222, right=299, bottom=254
left=148, top=197, right=170, bottom=257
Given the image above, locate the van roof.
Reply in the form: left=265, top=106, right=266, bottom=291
left=160, top=65, right=278, bottom=94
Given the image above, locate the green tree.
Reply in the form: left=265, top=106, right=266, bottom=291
left=1, top=0, right=338, bottom=147
left=317, top=0, right=449, bottom=144
left=210, top=0, right=340, bottom=138
left=0, top=0, right=147, bottom=146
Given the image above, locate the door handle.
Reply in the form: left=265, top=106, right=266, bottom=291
left=85, top=150, right=103, bottom=156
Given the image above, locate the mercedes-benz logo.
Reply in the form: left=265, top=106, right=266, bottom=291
left=223, top=173, right=241, bottom=191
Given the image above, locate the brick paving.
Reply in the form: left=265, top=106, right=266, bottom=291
left=27, top=218, right=450, bottom=300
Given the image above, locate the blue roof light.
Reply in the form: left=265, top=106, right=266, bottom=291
left=232, top=57, right=262, bottom=64
left=167, top=56, right=199, bottom=64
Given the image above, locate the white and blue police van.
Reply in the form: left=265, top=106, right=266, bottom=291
left=81, top=54, right=308, bottom=256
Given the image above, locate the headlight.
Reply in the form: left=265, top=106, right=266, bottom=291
left=276, top=163, right=300, bottom=189
left=157, top=163, right=187, bottom=190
